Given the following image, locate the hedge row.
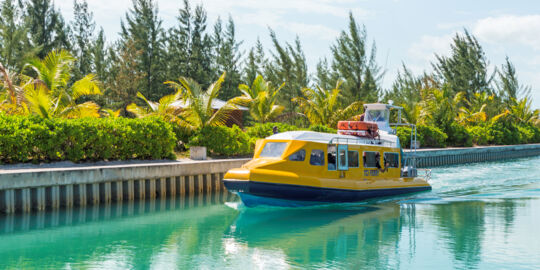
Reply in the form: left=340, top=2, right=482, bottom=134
left=397, top=121, right=540, bottom=148
left=188, top=123, right=338, bottom=156
left=0, top=114, right=176, bottom=163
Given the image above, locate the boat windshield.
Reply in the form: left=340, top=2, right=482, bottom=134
left=259, top=142, right=288, bottom=158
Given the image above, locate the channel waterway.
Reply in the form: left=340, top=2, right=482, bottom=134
left=0, top=156, right=539, bottom=269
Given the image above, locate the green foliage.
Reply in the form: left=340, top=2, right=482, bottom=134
left=189, top=125, right=254, bottom=156
left=265, top=31, right=308, bottom=111
left=234, top=75, right=285, bottom=123
left=309, top=124, right=337, bottom=134
left=466, top=126, right=491, bottom=145
left=417, top=125, right=447, bottom=147
left=396, top=126, right=420, bottom=149
left=446, top=122, right=472, bottom=147
left=120, top=0, right=168, bottom=100
left=328, top=12, right=381, bottom=102
left=487, top=119, right=521, bottom=145
left=0, top=114, right=176, bottom=163
left=246, top=122, right=299, bottom=138
left=293, top=81, right=363, bottom=128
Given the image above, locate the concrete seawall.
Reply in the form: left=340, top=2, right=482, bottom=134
left=405, top=144, right=540, bottom=167
left=0, top=159, right=249, bottom=214
left=1, top=144, right=539, bottom=214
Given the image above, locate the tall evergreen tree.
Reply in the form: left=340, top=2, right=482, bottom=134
left=243, top=37, right=265, bottom=85
left=265, top=30, right=308, bottom=110
left=167, top=0, right=213, bottom=87
left=213, top=16, right=242, bottom=100
left=433, top=29, right=494, bottom=102
left=120, top=0, right=167, bottom=100
left=329, top=12, right=381, bottom=103
left=106, top=40, right=145, bottom=113
left=92, top=28, right=108, bottom=83
left=25, top=0, right=69, bottom=58
left=496, top=57, right=530, bottom=106
left=386, top=64, right=422, bottom=105
left=70, top=0, right=96, bottom=80
left=0, top=0, right=34, bottom=71
left=315, top=58, right=333, bottom=91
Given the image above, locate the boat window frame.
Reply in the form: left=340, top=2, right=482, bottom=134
left=259, top=141, right=288, bottom=158
left=348, top=150, right=360, bottom=168
left=383, top=152, right=400, bottom=168
left=289, top=149, right=306, bottom=162
left=309, top=149, right=325, bottom=166
left=363, top=151, right=379, bottom=169
left=327, top=144, right=337, bottom=171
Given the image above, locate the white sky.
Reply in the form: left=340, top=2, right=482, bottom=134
left=57, top=0, right=540, bottom=109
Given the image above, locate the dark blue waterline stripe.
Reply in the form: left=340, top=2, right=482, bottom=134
left=223, top=180, right=431, bottom=204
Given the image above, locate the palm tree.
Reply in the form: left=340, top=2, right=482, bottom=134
left=509, top=97, right=540, bottom=126
left=165, top=72, right=240, bottom=131
left=419, top=86, right=463, bottom=128
left=22, top=50, right=102, bottom=118
left=233, top=75, right=285, bottom=123
left=0, top=62, right=25, bottom=114
left=292, top=81, right=362, bottom=128
left=126, top=90, right=182, bottom=122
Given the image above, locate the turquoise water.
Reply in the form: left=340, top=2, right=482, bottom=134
left=1, top=156, right=539, bottom=269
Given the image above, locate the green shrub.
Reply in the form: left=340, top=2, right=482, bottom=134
left=417, top=125, right=447, bottom=147
left=466, top=125, right=491, bottom=145
left=246, top=122, right=299, bottom=138
left=0, top=114, right=176, bottom=163
left=487, top=120, right=520, bottom=145
left=445, top=122, right=472, bottom=147
left=308, top=124, right=337, bottom=134
left=517, top=125, right=536, bottom=144
left=397, top=126, right=423, bottom=148
left=189, top=125, right=254, bottom=156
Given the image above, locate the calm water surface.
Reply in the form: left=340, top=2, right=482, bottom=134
left=1, top=156, right=539, bottom=269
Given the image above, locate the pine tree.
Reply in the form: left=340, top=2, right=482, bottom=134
left=120, top=0, right=167, bottom=100
left=92, top=28, right=108, bottom=84
left=25, top=0, right=69, bottom=58
left=315, top=58, right=332, bottom=91
left=265, top=30, right=308, bottom=111
left=167, top=0, right=213, bottom=87
left=433, top=29, right=494, bottom=102
left=329, top=12, right=381, bottom=103
left=496, top=57, right=530, bottom=106
left=106, top=40, right=145, bottom=113
left=213, top=16, right=242, bottom=100
left=0, top=0, right=34, bottom=70
left=243, top=37, right=266, bottom=85
left=70, top=0, right=96, bottom=80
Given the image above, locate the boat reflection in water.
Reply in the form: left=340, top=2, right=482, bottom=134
left=223, top=203, right=404, bottom=269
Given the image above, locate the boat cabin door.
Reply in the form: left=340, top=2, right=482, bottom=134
left=337, top=145, right=349, bottom=171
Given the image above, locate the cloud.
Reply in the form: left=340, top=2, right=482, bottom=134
left=473, top=15, right=540, bottom=50
left=408, top=34, right=454, bottom=63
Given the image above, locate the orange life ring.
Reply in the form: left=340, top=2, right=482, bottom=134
left=337, top=121, right=378, bottom=132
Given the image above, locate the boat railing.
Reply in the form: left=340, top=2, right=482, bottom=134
left=329, top=136, right=397, bottom=148
left=418, top=168, right=432, bottom=182
left=390, top=122, right=420, bottom=176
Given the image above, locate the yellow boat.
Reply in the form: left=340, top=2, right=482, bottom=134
left=223, top=103, right=431, bottom=207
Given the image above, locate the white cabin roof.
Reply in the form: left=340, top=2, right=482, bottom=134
left=266, top=131, right=399, bottom=148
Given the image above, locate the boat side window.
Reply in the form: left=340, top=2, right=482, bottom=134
left=259, top=142, right=287, bottom=158
left=363, top=151, right=378, bottom=168
left=384, top=153, right=400, bottom=168
left=348, top=151, right=359, bottom=168
left=310, top=150, right=325, bottom=166
left=289, top=149, right=306, bottom=161
left=328, top=145, right=337, bottom=170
